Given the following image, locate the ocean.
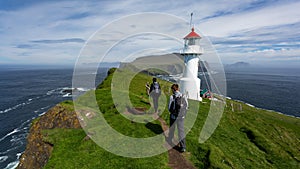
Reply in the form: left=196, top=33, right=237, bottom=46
left=0, top=66, right=108, bottom=169
left=0, top=65, right=299, bottom=168
left=223, top=67, right=300, bottom=118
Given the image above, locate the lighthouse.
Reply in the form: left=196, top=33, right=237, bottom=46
left=180, top=27, right=203, bottom=101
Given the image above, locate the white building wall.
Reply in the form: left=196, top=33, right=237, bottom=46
left=180, top=54, right=202, bottom=101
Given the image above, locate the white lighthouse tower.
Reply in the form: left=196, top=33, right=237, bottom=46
left=180, top=27, right=203, bottom=101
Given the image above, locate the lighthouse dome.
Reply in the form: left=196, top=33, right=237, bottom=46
left=182, top=28, right=203, bottom=54
left=184, top=28, right=201, bottom=39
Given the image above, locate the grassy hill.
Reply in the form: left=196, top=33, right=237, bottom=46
left=20, top=68, right=300, bottom=169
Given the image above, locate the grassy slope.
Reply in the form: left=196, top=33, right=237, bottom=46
left=187, top=99, right=300, bottom=169
left=43, top=69, right=169, bottom=169
left=42, top=68, right=300, bottom=169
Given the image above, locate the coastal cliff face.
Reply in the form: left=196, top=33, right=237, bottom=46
left=17, top=102, right=81, bottom=169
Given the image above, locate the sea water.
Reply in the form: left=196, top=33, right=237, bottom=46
left=0, top=66, right=108, bottom=169
left=0, top=65, right=299, bottom=168
left=223, top=67, right=300, bottom=118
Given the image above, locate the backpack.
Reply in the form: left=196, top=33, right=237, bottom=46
left=169, top=94, right=188, bottom=117
left=153, top=82, right=161, bottom=94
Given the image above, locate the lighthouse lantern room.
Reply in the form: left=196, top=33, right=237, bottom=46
left=180, top=27, right=203, bottom=101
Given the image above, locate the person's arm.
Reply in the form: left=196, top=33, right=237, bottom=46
left=145, top=83, right=150, bottom=95
left=185, top=96, right=189, bottom=109
left=158, top=83, right=162, bottom=95
left=145, top=83, right=150, bottom=89
left=168, top=95, right=173, bottom=111
left=149, top=83, right=153, bottom=93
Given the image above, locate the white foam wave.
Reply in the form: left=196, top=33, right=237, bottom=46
left=0, top=156, right=8, bottom=163
left=0, top=120, right=29, bottom=155
left=0, top=146, right=18, bottom=155
left=39, top=111, right=47, bottom=116
left=0, top=129, right=20, bottom=142
left=16, top=152, right=22, bottom=159
left=46, top=89, right=56, bottom=95
left=10, top=134, right=26, bottom=143
left=34, top=106, right=49, bottom=114
left=62, top=87, right=72, bottom=90
left=4, top=107, right=13, bottom=112
left=41, top=106, right=50, bottom=110
left=4, top=160, right=19, bottom=169
left=62, top=87, right=90, bottom=92
left=32, top=107, right=50, bottom=119
left=62, top=93, right=72, bottom=97
left=11, top=140, right=24, bottom=147
left=46, top=87, right=90, bottom=98
left=0, top=100, right=33, bottom=114
left=245, top=103, right=255, bottom=107
left=20, top=119, right=31, bottom=127
left=0, top=107, right=12, bottom=114
left=76, top=87, right=89, bottom=92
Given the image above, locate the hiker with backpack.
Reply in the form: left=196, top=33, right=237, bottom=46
left=149, top=78, right=161, bottom=113
left=167, top=83, right=188, bottom=153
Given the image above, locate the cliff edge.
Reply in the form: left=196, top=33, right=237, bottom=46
left=17, top=102, right=81, bottom=169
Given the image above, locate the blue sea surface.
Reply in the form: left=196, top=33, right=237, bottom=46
left=224, top=67, right=300, bottom=117
left=0, top=65, right=299, bottom=168
left=0, top=66, right=108, bottom=169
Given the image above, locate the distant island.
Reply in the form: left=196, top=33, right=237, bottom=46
left=225, top=62, right=251, bottom=68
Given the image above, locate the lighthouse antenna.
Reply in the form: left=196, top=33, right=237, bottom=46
left=190, top=12, right=193, bottom=29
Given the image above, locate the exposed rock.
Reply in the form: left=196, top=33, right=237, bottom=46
left=17, top=103, right=81, bottom=169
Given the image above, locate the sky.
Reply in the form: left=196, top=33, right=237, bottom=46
left=0, top=0, right=299, bottom=67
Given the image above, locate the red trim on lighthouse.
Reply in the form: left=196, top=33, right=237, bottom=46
left=184, top=27, right=201, bottom=39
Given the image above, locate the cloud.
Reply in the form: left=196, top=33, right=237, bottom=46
left=31, top=38, right=85, bottom=44
left=0, top=0, right=299, bottom=67
left=15, top=44, right=35, bottom=49
left=199, top=1, right=300, bottom=37
left=65, top=12, right=92, bottom=20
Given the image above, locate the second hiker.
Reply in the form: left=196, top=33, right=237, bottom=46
left=149, top=77, right=161, bottom=113
left=167, top=83, right=188, bottom=153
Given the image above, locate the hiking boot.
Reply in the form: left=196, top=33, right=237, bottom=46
left=179, top=148, right=186, bottom=153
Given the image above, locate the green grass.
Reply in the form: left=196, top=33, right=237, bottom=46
left=41, top=68, right=300, bottom=169
left=185, top=99, right=300, bottom=169
left=42, top=68, right=170, bottom=169
left=43, top=129, right=169, bottom=169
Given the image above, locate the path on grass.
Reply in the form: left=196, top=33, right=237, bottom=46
left=156, top=115, right=196, bottom=169
left=123, top=107, right=196, bottom=169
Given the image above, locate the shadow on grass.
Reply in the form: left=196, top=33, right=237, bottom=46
left=145, top=122, right=164, bottom=134
left=140, top=100, right=151, bottom=105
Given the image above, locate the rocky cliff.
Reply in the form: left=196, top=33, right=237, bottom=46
left=17, top=102, right=81, bottom=169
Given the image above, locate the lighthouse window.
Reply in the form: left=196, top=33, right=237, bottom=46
left=187, top=38, right=200, bottom=45
left=188, top=39, right=195, bottom=45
